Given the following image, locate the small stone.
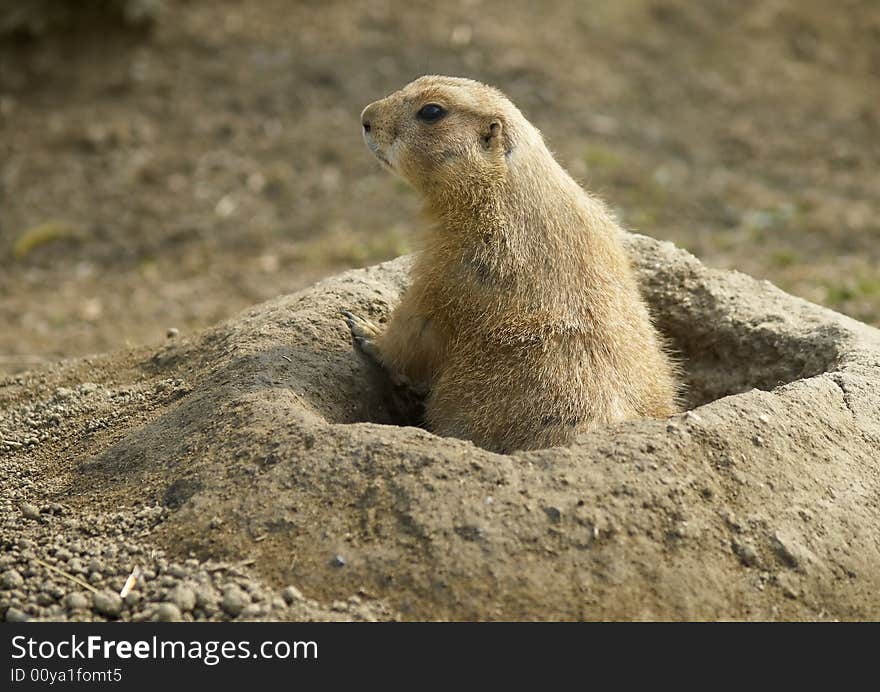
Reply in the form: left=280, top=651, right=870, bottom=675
left=21, top=503, right=41, bottom=521
left=221, top=586, right=246, bottom=617
left=154, top=603, right=182, bottom=622
left=330, top=555, right=347, bottom=568
left=281, top=585, right=303, bottom=604
left=0, top=569, right=24, bottom=589
left=195, top=586, right=217, bottom=608
left=92, top=590, right=123, bottom=618
left=5, top=607, right=29, bottom=622
left=169, top=584, right=197, bottom=612
left=167, top=563, right=188, bottom=578
left=166, top=327, right=179, bottom=339
left=65, top=592, right=90, bottom=611
left=543, top=506, right=563, bottom=523
left=752, top=435, right=765, bottom=447
left=241, top=603, right=262, bottom=619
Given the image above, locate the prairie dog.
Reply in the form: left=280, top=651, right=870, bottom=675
left=345, top=75, right=679, bottom=452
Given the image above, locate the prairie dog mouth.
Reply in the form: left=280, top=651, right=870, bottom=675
left=373, top=150, right=392, bottom=168
left=363, top=128, right=394, bottom=169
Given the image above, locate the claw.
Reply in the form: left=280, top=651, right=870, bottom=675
left=340, top=309, right=381, bottom=339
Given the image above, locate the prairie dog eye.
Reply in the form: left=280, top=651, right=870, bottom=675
left=417, top=104, right=447, bottom=123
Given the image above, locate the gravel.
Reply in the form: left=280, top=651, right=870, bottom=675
left=0, top=444, right=391, bottom=622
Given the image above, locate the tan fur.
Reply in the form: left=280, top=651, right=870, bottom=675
left=356, top=75, right=680, bottom=452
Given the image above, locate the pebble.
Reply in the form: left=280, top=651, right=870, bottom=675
left=281, top=585, right=304, bottom=604
left=0, top=569, right=25, bottom=589
left=221, top=586, right=246, bottom=617
left=124, top=591, right=142, bottom=607
left=195, top=585, right=217, bottom=608
left=64, top=592, right=90, bottom=610
left=169, top=584, right=197, bottom=612
left=92, top=590, right=123, bottom=618
left=6, top=607, right=29, bottom=622
left=241, top=603, right=262, bottom=619
left=167, top=563, right=188, bottom=578
left=20, top=504, right=41, bottom=521
left=154, top=603, right=182, bottom=622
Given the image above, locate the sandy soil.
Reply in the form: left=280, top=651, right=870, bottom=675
left=2, top=234, right=879, bottom=621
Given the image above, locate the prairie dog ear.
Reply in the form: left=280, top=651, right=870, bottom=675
left=481, top=118, right=504, bottom=151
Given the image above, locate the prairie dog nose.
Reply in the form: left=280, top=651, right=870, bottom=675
left=361, top=103, right=379, bottom=135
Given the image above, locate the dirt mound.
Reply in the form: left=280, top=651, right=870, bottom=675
left=2, top=234, right=879, bottom=620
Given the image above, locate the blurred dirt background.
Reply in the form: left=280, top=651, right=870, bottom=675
left=2, top=0, right=879, bottom=374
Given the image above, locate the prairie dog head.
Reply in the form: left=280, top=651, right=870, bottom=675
left=361, top=76, right=524, bottom=196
